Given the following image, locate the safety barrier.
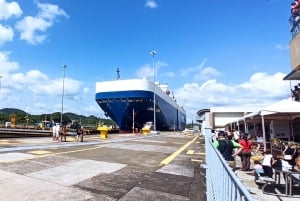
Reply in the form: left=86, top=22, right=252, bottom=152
left=203, top=127, right=256, bottom=201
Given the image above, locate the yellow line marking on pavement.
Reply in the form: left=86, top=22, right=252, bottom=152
left=27, top=150, right=53, bottom=155
left=0, top=145, right=104, bottom=163
left=186, top=150, right=205, bottom=156
left=173, top=142, right=184, bottom=145
left=191, top=159, right=203, bottom=163
left=195, top=152, right=206, bottom=156
left=160, top=136, right=198, bottom=165
left=186, top=150, right=194, bottom=155
left=0, top=142, right=11, bottom=145
left=67, top=136, right=77, bottom=142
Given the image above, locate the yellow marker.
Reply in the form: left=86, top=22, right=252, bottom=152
left=194, top=152, right=206, bottom=156
left=186, top=150, right=194, bottom=155
left=160, top=136, right=198, bottom=165
left=191, top=159, right=203, bottom=163
left=27, top=150, right=53, bottom=155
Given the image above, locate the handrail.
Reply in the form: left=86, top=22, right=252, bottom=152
left=204, top=127, right=256, bottom=201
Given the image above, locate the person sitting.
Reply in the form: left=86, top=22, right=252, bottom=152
left=253, top=160, right=264, bottom=181
left=295, top=156, right=300, bottom=172
left=282, top=142, right=296, bottom=169
left=262, top=150, right=277, bottom=178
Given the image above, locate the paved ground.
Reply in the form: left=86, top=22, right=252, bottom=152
left=0, top=132, right=206, bottom=201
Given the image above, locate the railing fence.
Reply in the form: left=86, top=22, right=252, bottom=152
left=203, top=127, right=256, bottom=201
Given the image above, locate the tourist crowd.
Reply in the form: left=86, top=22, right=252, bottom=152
left=212, top=130, right=300, bottom=175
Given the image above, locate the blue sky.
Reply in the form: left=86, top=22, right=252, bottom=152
left=0, top=0, right=295, bottom=123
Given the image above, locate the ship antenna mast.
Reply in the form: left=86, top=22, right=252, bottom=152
left=116, top=67, right=120, bottom=80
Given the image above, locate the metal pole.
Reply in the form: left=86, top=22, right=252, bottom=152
left=150, top=50, right=157, bottom=131
left=132, top=108, right=135, bottom=134
left=61, top=64, right=67, bottom=125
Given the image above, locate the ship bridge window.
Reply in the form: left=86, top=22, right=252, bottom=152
left=121, top=98, right=127, bottom=102
left=108, top=98, right=113, bottom=103
left=128, top=98, right=134, bottom=102
left=115, top=98, right=121, bottom=102
left=101, top=99, right=107, bottom=103
left=135, top=98, right=143, bottom=102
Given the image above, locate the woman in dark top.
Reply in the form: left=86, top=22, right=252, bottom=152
left=283, top=142, right=296, bottom=169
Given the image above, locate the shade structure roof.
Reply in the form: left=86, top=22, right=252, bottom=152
left=230, top=98, right=300, bottom=123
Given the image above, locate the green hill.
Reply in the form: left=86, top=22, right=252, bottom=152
left=0, top=108, right=114, bottom=127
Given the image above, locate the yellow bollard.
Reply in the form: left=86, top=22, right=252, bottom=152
left=97, top=125, right=110, bottom=139
left=142, top=127, right=150, bottom=135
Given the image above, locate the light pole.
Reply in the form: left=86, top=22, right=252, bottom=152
left=61, top=64, right=67, bottom=125
left=150, top=50, right=157, bottom=131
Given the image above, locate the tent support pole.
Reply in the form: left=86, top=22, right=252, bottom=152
left=261, top=115, right=266, bottom=152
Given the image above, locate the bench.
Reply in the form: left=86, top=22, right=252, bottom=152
left=255, top=170, right=277, bottom=195
left=289, top=173, right=300, bottom=197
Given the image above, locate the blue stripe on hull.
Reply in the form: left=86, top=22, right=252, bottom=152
left=95, top=90, right=186, bottom=131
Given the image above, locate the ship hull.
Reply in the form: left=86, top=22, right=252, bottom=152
left=95, top=79, right=186, bottom=132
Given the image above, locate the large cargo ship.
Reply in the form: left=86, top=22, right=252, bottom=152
left=95, top=78, right=186, bottom=132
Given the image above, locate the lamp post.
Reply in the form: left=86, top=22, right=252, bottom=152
left=61, top=64, right=67, bottom=125
left=150, top=50, right=157, bottom=131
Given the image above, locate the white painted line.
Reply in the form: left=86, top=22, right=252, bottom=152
left=26, top=159, right=127, bottom=186
left=0, top=152, right=35, bottom=162
left=133, top=139, right=167, bottom=143
left=99, top=143, right=177, bottom=153
left=156, top=164, right=194, bottom=178
left=0, top=170, right=94, bottom=201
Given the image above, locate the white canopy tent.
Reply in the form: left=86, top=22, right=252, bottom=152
left=232, top=98, right=300, bottom=151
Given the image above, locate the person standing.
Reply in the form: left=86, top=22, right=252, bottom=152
left=55, top=123, right=60, bottom=142
left=52, top=123, right=56, bottom=142
left=239, top=133, right=253, bottom=171
left=60, top=126, right=67, bottom=142
left=213, top=131, right=243, bottom=170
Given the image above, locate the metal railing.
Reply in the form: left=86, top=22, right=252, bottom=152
left=203, top=127, right=256, bottom=201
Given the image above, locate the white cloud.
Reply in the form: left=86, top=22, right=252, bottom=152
left=37, top=3, right=68, bottom=20
left=180, top=58, right=220, bottom=81
left=0, top=51, right=19, bottom=74
left=0, top=0, right=22, bottom=20
left=174, top=72, right=291, bottom=123
left=162, top=71, right=175, bottom=78
left=15, top=16, right=50, bottom=44
left=136, top=60, right=168, bottom=79
left=15, top=2, right=68, bottom=45
left=194, top=66, right=221, bottom=81
left=275, top=43, right=288, bottom=50
left=145, top=0, right=157, bottom=8
left=0, top=24, right=13, bottom=45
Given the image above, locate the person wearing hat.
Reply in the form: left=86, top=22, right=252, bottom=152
left=213, top=131, right=243, bottom=170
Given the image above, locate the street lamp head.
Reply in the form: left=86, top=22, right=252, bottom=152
left=150, top=50, right=157, bottom=57
left=62, top=64, right=67, bottom=68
